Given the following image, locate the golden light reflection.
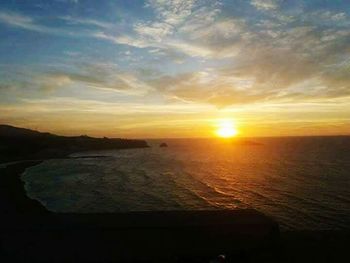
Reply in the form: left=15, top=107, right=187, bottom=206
left=216, top=119, right=238, bottom=138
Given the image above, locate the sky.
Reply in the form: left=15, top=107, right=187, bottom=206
left=0, top=0, right=349, bottom=138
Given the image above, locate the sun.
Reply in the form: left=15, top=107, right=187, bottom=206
left=215, top=119, right=238, bottom=138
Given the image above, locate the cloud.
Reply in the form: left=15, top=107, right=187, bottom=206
left=149, top=70, right=261, bottom=106
left=0, top=3, right=227, bottom=60
left=134, top=21, right=172, bottom=41
left=59, top=16, right=113, bottom=29
left=38, top=74, right=73, bottom=92
left=312, top=11, right=347, bottom=22
left=91, top=0, right=226, bottom=59
left=93, top=32, right=216, bottom=59
left=0, top=11, right=49, bottom=32
left=34, top=64, right=153, bottom=96
left=123, top=0, right=200, bottom=46
left=0, top=11, right=113, bottom=38
left=93, top=32, right=151, bottom=48
left=21, top=0, right=349, bottom=108
left=54, top=0, right=79, bottom=3
left=251, top=0, right=280, bottom=11
left=0, top=11, right=85, bottom=36
left=15, top=97, right=210, bottom=115
left=146, top=15, right=350, bottom=107
left=146, top=0, right=198, bottom=26
left=1, top=1, right=350, bottom=111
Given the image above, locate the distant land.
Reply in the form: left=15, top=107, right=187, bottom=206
left=0, top=124, right=149, bottom=163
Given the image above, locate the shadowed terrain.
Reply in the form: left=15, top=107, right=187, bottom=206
left=0, top=125, right=148, bottom=163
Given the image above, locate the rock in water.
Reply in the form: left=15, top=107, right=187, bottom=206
left=159, top=143, right=168, bottom=147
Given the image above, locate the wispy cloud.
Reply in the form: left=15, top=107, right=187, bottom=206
left=59, top=16, right=113, bottom=29
left=35, top=63, right=153, bottom=96
left=2, top=2, right=350, bottom=108
left=250, top=0, right=280, bottom=11
left=93, top=32, right=151, bottom=49
left=0, top=11, right=49, bottom=32
left=146, top=0, right=198, bottom=26
left=0, top=10, right=113, bottom=37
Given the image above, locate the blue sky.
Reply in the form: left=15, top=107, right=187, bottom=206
left=0, top=0, right=349, bottom=137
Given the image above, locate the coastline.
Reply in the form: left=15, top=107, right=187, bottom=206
left=1, top=159, right=349, bottom=262
left=1, top=156, right=114, bottom=214
left=1, top=159, right=281, bottom=262
left=1, top=160, right=49, bottom=215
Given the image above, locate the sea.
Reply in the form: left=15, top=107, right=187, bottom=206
left=22, top=136, right=350, bottom=231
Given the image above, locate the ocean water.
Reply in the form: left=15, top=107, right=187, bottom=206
left=22, top=137, right=350, bottom=230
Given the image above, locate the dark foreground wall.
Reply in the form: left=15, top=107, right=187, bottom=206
left=2, top=213, right=350, bottom=263
left=1, top=210, right=279, bottom=262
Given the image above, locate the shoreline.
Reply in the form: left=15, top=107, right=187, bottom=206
left=2, top=159, right=350, bottom=232
left=1, top=159, right=281, bottom=261
left=1, top=159, right=350, bottom=262
left=1, top=160, right=49, bottom=215
left=1, top=156, right=114, bottom=214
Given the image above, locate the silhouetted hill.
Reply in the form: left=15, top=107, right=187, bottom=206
left=0, top=125, right=148, bottom=163
left=0, top=124, right=54, bottom=138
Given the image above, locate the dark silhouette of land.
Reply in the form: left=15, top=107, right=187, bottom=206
left=0, top=124, right=148, bottom=163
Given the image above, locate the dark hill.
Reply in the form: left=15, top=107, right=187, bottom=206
left=0, top=125, right=148, bottom=163
left=0, top=124, right=54, bottom=138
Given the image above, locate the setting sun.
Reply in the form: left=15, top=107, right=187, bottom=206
left=216, top=120, right=238, bottom=138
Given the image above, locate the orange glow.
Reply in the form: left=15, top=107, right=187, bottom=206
left=216, top=119, right=238, bottom=138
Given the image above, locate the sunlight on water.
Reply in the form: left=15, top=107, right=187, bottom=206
left=22, top=137, right=350, bottom=230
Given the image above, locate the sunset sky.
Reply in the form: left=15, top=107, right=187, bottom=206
left=0, top=0, right=349, bottom=138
